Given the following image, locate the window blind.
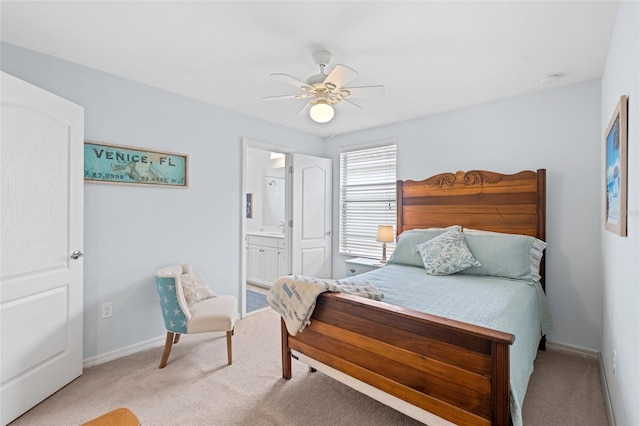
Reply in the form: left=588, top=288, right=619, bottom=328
left=339, top=144, right=397, bottom=259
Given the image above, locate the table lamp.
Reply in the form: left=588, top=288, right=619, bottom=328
left=376, top=225, right=395, bottom=263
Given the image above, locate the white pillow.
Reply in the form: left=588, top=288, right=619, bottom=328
left=416, top=228, right=480, bottom=275
left=180, top=272, right=216, bottom=307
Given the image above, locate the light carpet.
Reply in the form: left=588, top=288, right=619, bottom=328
left=11, top=309, right=608, bottom=425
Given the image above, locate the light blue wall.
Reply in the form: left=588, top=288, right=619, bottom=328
left=600, top=1, right=640, bottom=424
left=1, top=42, right=324, bottom=360
left=325, top=80, right=603, bottom=352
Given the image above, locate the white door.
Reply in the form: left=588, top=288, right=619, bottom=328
left=290, top=154, right=332, bottom=278
left=1, top=72, right=84, bottom=425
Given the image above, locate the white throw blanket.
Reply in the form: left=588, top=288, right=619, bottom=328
left=267, top=275, right=383, bottom=336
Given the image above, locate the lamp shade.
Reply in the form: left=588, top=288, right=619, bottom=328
left=309, top=100, right=334, bottom=123
left=376, top=225, right=395, bottom=243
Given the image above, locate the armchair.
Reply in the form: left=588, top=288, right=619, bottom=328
left=154, top=264, right=237, bottom=368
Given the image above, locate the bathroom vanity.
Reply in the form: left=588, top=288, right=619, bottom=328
left=246, top=232, right=288, bottom=287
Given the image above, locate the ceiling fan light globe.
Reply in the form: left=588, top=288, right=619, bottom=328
left=309, top=102, right=334, bottom=123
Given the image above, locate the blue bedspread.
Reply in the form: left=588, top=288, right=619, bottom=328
left=343, top=263, right=552, bottom=426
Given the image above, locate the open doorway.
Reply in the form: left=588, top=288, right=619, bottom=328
left=241, top=140, right=333, bottom=318
left=242, top=140, right=290, bottom=317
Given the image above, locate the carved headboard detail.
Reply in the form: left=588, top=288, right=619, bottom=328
left=424, top=170, right=505, bottom=188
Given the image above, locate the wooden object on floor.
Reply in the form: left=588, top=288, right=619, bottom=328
left=81, top=407, right=140, bottom=426
left=281, top=169, right=547, bottom=426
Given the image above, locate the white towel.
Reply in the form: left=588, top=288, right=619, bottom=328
left=267, top=275, right=383, bottom=336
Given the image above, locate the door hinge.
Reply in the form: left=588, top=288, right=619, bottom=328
left=288, top=166, right=293, bottom=174
left=288, top=220, right=293, bottom=227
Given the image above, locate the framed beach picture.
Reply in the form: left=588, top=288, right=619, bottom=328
left=604, top=95, right=628, bottom=236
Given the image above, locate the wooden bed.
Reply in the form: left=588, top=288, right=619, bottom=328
left=280, top=169, right=546, bottom=426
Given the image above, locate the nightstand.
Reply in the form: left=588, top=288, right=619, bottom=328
left=345, top=257, right=384, bottom=277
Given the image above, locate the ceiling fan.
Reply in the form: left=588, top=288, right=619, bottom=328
left=263, top=50, right=385, bottom=123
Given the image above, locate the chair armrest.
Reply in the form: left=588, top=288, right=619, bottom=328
left=175, top=275, right=192, bottom=322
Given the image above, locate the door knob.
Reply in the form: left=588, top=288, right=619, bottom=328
left=70, top=250, right=84, bottom=260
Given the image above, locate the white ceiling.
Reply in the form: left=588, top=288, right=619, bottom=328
left=1, top=1, right=619, bottom=138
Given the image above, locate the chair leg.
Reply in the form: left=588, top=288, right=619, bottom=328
left=226, top=330, right=233, bottom=365
left=173, top=333, right=181, bottom=344
left=159, top=332, right=175, bottom=369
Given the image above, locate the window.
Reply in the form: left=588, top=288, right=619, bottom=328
left=339, top=143, right=397, bottom=258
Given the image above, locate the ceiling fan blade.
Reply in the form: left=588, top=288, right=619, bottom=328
left=323, top=64, right=358, bottom=89
left=341, top=85, right=385, bottom=98
left=271, top=73, right=314, bottom=92
left=297, top=101, right=312, bottom=116
left=262, top=93, right=314, bottom=101
left=340, top=98, right=362, bottom=112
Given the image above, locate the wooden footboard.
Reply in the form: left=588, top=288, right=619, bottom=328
left=281, top=292, right=515, bottom=426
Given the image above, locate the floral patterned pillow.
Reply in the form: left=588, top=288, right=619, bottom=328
left=416, top=228, right=481, bottom=275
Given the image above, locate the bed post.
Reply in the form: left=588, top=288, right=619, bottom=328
left=536, top=169, right=547, bottom=291
left=536, top=169, right=548, bottom=352
left=281, top=318, right=292, bottom=379
left=492, top=341, right=511, bottom=426
left=396, top=180, right=404, bottom=235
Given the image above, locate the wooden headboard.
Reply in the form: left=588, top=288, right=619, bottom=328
left=397, top=169, right=547, bottom=287
left=397, top=169, right=545, bottom=238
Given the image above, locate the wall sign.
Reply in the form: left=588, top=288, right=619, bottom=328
left=84, top=140, right=188, bottom=187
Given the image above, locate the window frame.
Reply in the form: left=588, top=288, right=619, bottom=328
left=338, top=141, right=397, bottom=259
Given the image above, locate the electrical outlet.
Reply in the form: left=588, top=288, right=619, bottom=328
left=101, top=302, right=113, bottom=319
left=612, top=350, right=617, bottom=376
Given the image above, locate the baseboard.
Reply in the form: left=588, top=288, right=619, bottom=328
left=546, top=340, right=615, bottom=426
left=546, top=340, right=599, bottom=359
left=82, top=334, right=166, bottom=368
left=597, top=355, right=617, bottom=426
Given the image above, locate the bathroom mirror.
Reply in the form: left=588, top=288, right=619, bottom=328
left=262, top=168, right=285, bottom=228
